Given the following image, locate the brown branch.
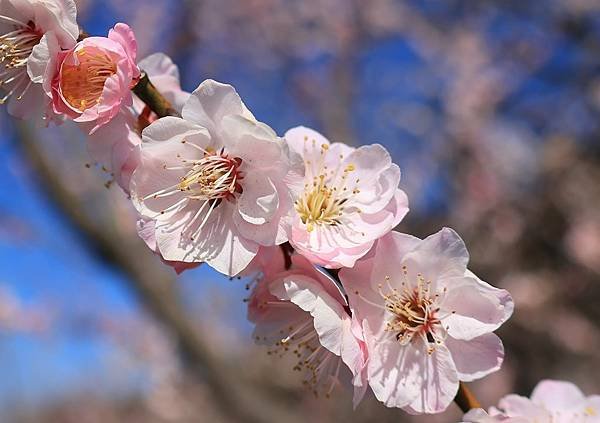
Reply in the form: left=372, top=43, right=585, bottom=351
left=132, top=73, right=181, bottom=118
left=454, top=382, right=481, bottom=413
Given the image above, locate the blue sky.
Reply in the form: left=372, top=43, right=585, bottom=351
left=1, top=0, right=598, bottom=412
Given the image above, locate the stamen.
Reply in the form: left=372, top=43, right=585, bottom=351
left=0, top=21, right=41, bottom=103
left=377, top=266, right=446, bottom=349
left=60, top=48, right=117, bottom=112
left=295, top=141, right=360, bottom=232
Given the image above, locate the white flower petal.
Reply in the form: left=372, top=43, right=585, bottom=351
left=530, top=380, right=586, bottom=412
left=441, top=276, right=513, bottom=340
left=183, top=79, right=255, bottom=133
left=446, top=333, right=504, bottom=382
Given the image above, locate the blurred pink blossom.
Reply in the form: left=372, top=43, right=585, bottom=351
left=464, top=380, right=600, bottom=422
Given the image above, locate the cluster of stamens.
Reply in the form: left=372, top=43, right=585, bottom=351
left=254, top=298, right=341, bottom=398
left=144, top=145, right=243, bottom=239
left=177, top=149, right=243, bottom=202
left=295, top=137, right=361, bottom=232
left=357, top=266, right=452, bottom=355
left=60, top=48, right=118, bottom=111
left=0, top=16, right=41, bottom=104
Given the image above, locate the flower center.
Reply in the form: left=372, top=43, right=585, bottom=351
left=295, top=141, right=360, bottom=232
left=143, top=147, right=244, bottom=240
left=178, top=150, right=243, bottom=202
left=254, top=298, right=341, bottom=398
left=375, top=267, right=449, bottom=353
left=60, top=48, right=117, bottom=112
left=0, top=17, right=41, bottom=104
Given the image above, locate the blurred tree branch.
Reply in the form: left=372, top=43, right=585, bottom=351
left=15, top=121, right=303, bottom=423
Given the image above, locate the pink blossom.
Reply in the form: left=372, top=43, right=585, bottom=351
left=340, top=228, right=514, bottom=413
left=86, top=52, right=189, bottom=193
left=0, top=0, right=78, bottom=120
left=248, top=253, right=367, bottom=404
left=44, top=22, right=140, bottom=132
left=466, top=380, right=600, bottom=423
left=284, top=126, right=409, bottom=269
left=462, top=408, right=528, bottom=422
left=130, top=79, right=298, bottom=276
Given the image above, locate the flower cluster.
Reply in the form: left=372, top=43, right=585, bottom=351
left=463, top=380, right=600, bottom=422
left=9, top=0, right=591, bottom=419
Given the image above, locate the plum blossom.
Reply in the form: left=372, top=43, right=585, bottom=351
left=42, top=22, right=140, bottom=132
left=130, top=79, right=299, bottom=276
left=0, top=0, right=78, bottom=119
left=284, top=126, right=408, bottom=269
left=86, top=52, right=189, bottom=193
left=462, top=408, right=527, bottom=422
left=340, top=228, right=514, bottom=414
left=464, top=380, right=600, bottom=423
left=248, top=253, right=367, bottom=404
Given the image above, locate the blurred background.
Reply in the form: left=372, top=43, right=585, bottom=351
left=1, top=0, right=600, bottom=421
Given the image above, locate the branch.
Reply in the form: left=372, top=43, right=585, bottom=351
left=454, top=382, right=481, bottom=413
left=132, top=73, right=181, bottom=118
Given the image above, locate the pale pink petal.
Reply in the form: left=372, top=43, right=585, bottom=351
left=462, top=409, right=528, bottom=422
left=221, top=115, right=283, bottom=168
left=136, top=52, right=189, bottom=114
left=441, top=276, right=514, bottom=341
left=445, top=333, right=504, bottom=382
left=27, top=31, right=58, bottom=93
left=108, top=22, right=139, bottom=74
left=530, top=380, right=586, bottom=412
left=86, top=111, right=131, bottom=170
left=237, top=174, right=278, bottom=225
left=271, top=274, right=347, bottom=354
left=499, top=394, right=551, bottom=419
left=342, top=145, right=398, bottom=213
left=136, top=217, right=157, bottom=251
left=182, top=79, right=255, bottom=134
left=155, top=201, right=259, bottom=276
left=6, top=83, right=46, bottom=121
left=30, top=0, right=78, bottom=45
left=401, top=227, right=469, bottom=287
left=363, top=329, right=419, bottom=409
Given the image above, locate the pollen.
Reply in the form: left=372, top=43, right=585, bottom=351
left=295, top=143, right=361, bottom=231
left=378, top=267, right=447, bottom=348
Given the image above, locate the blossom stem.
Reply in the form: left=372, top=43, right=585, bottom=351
left=454, top=382, right=481, bottom=413
left=132, top=72, right=181, bottom=118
